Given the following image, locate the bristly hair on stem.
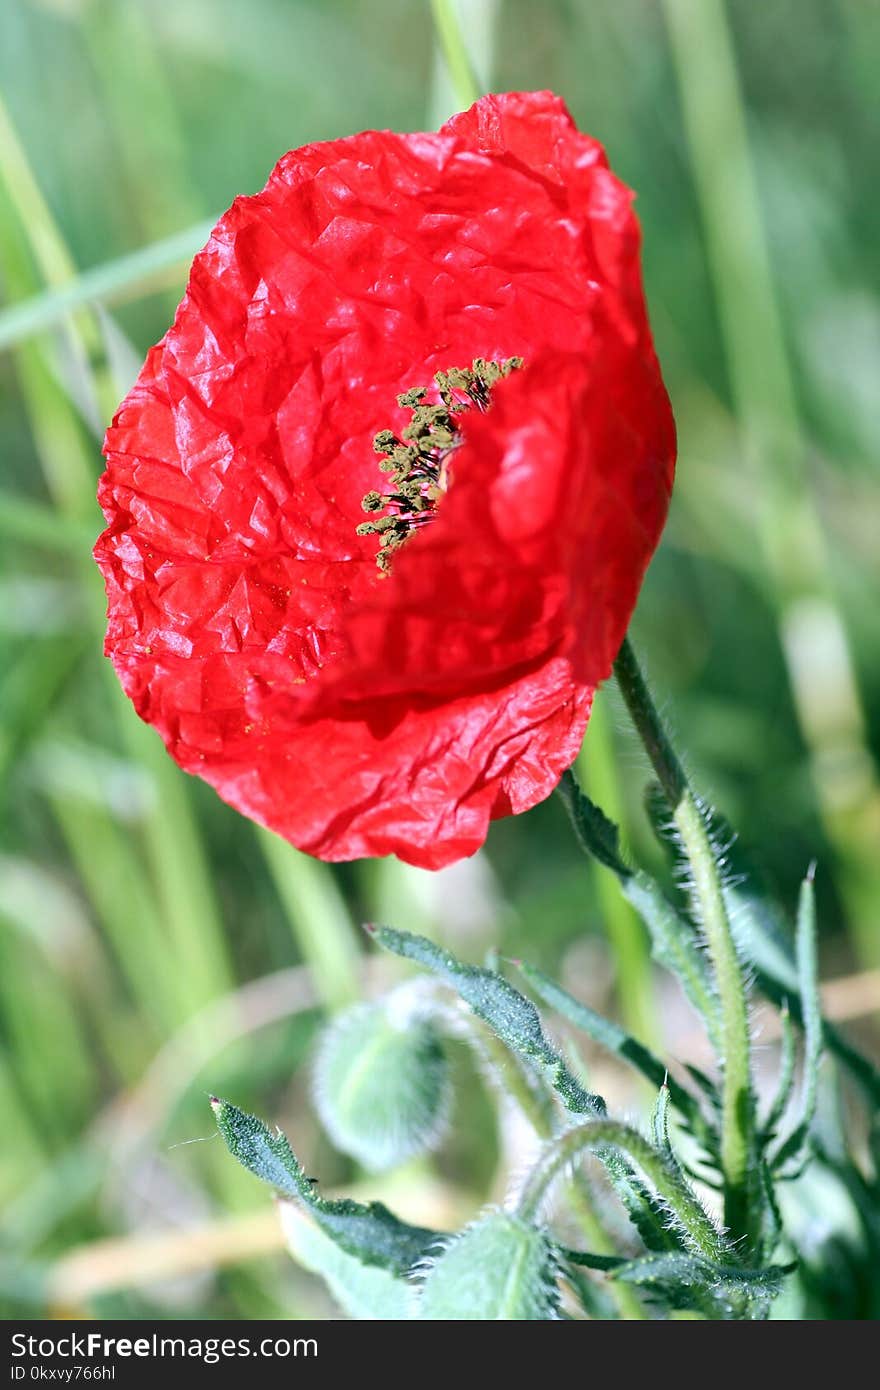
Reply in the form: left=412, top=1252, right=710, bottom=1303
left=610, top=637, right=757, bottom=1245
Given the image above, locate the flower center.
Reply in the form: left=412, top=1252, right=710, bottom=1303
left=357, top=356, right=523, bottom=572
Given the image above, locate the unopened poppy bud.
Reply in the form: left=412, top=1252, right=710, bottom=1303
left=313, top=998, right=449, bottom=1172
left=418, top=1213, right=559, bottom=1320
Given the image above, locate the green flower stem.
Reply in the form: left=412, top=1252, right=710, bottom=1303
left=430, top=0, right=481, bottom=108
left=576, top=692, right=655, bottom=1043
left=463, top=1018, right=644, bottom=1318
left=517, top=1119, right=725, bottom=1263
left=613, top=637, right=754, bottom=1240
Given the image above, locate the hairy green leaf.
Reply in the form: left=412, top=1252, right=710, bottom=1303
left=367, top=926, right=605, bottom=1117
left=729, top=885, right=880, bottom=1107
left=211, top=1098, right=437, bottom=1275
left=515, top=961, right=710, bottom=1144
left=556, top=775, right=720, bottom=1042
left=279, top=1201, right=413, bottom=1320
left=614, top=1251, right=790, bottom=1319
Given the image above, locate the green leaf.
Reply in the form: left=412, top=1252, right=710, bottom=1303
left=210, top=1098, right=437, bottom=1275
left=418, top=1213, right=559, bottom=1320
left=613, top=1252, right=790, bottom=1320
left=367, top=926, right=605, bottom=1117
left=555, top=1245, right=625, bottom=1273
left=762, top=1002, right=796, bottom=1143
left=774, top=869, right=823, bottom=1172
left=624, top=873, right=721, bottom=1047
left=652, top=1084, right=673, bottom=1155
left=279, top=1201, right=413, bottom=1320
left=312, top=998, right=449, bottom=1172
left=556, top=774, right=720, bottom=1042
left=613, top=1169, right=686, bottom=1256
left=515, top=961, right=710, bottom=1145
left=556, top=769, right=629, bottom=875
left=729, top=885, right=880, bottom=1107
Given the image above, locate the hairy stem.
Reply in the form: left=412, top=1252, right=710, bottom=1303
left=517, top=1119, right=726, bottom=1263
left=612, top=637, right=754, bottom=1241
left=449, top=1007, right=645, bottom=1317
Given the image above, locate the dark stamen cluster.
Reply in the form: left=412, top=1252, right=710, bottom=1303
left=358, top=356, right=523, bottom=572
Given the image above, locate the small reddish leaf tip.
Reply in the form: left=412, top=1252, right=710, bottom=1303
left=362, top=922, right=377, bottom=935
left=806, top=859, right=817, bottom=885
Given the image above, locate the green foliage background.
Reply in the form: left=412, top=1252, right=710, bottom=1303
left=0, top=0, right=877, bottom=1318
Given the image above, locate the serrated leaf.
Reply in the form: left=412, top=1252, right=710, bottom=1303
left=557, top=775, right=720, bottom=1043
left=614, top=1252, right=789, bottom=1319
left=728, top=885, right=880, bottom=1108
left=367, top=926, right=605, bottom=1117
left=624, top=873, right=721, bottom=1046
left=613, top=1171, right=685, bottom=1255
left=418, top=1213, right=559, bottom=1320
left=757, top=1160, right=784, bottom=1261
left=557, top=769, right=629, bottom=875
left=211, top=1098, right=437, bottom=1275
left=516, top=961, right=711, bottom=1147
left=279, top=1201, right=413, bottom=1320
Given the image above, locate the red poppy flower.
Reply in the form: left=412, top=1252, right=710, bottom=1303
left=95, top=90, right=674, bottom=870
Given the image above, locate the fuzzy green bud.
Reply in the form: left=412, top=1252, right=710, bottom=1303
left=313, top=999, right=449, bottom=1172
left=418, top=1213, right=559, bottom=1320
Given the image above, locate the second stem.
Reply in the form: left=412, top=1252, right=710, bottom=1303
left=613, top=637, right=754, bottom=1242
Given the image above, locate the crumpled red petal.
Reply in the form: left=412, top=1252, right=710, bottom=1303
left=95, top=90, right=675, bottom=869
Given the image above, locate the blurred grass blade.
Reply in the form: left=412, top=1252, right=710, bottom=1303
left=429, top=0, right=483, bottom=111
left=0, top=106, right=233, bottom=1019
left=0, top=491, right=95, bottom=554
left=257, top=828, right=360, bottom=1010
left=0, top=90, right=115, bottom=421
left=774, top=868, right=823, bottom=1171
left=0, top=1054, right=46, bottom=1199
left=577, top=692, right=655, bottom=1041
left=0, top=90, right=77, bottom=286
left=662, top=0, right=880, bottom=965
left=94, top=306, right=144, bottom=401
left=0, top=221, right=213, bottom=352
left=80, top=0, right=202, bottom=242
